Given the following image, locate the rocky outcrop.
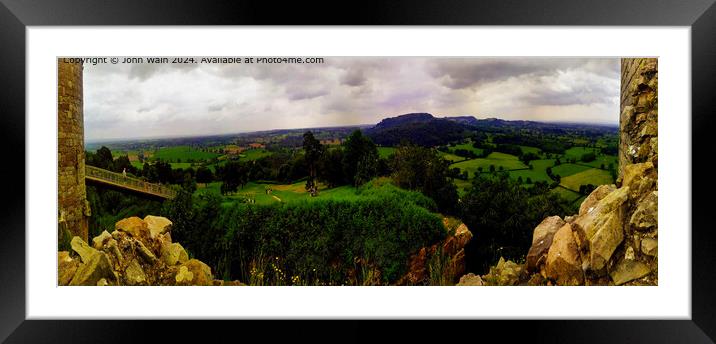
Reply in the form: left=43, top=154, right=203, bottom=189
left=58, top=215, right=244, bottom=286
left=397, top=217, right=473, bottom=285
left=456, top=58, right=658, bottom=287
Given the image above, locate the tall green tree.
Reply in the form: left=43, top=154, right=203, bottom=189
left=390, top=144, right=458, bottom=214
left=303, top=131, right=324, bottom=195
left=342, top=130, right=379, bottom=186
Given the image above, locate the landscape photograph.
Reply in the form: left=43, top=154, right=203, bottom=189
left=57, top=56, right=658, bottom=287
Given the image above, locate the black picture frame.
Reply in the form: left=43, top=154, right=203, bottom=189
left=1, top=0, right=714, bottom=342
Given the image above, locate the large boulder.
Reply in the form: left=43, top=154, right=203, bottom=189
left=545, top=223, right=584, bottom=286
left=91, top=230, right=112, bottom=250
left=630, top=191, right=658, bottom=232
left=573, top=186, right=629, bottom=273
left=641, top=238, right=658, bottom=257
left=123, top=259, right=147, bottom=286
left=456, top=273, right=484, bottom=286
left=160, top=242, right=189, bottom=266
left=482, top=257, right=523, bottom=286
left=610, top=259, right=651, bottom=285
left=58, top=251, right=79, bottom=286
left=69, top=237, right=116, bottom=286
left=579, top=184, right=616, bottom=216
left=115, top=217, right=150, bottom=243
left=621, top=162, right=656, bottom=201
left=144, top=215, right=172, bottom=239
left=175, top=259, right=213, bottom=286
left=526, top=216, right=565, bottom=273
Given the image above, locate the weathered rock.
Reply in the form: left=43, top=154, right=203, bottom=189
left=621, top=162, right=656, bottom=201
left=630, top=191, right=658, bottom=231
left=456, top=273, right=484, bottom=286
left=69, top=244, right=116, bottom=286
left=96, top=278, right=109, bottom=286
left=161, top=242, right=189, bottom=266
left=92, top=230, right=112, bottom=249
left=105, top=239, right=124, bottom=264
left=70, top=236, right=95, bottom=262
left=641, top=238, right=658, bottom=257
left=579, top=184, right=616, bottom=216
left=397, top=218, right=473, bottom=285
left=115, top=217, right=150, bottom=242
left=175, top=266, right=194, bottom=284
left=482, top=257, right=523, bottom=286
left=545, top=224, right=584, bottom=286
left=526, top=216, right=565, bottom=273
left=610, top=259, right=651, bottom=285
left=124, top=259, right=147, bottom=286
left=144, top=215, right=172, bottom=239
left=175, top=259, right=213, bottom=286
left=58, top=251, right=79, bottom=286
left=135, top=240, right=158, bottom=264
left=574, top=187, right=629, bottom=273
left=212, top=280, right=246, bottom=286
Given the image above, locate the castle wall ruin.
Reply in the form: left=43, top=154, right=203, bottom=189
left=58, top=59, right=89, bottom=242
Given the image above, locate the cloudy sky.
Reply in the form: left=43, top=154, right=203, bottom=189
left=83, top=57, right=620, bottom=141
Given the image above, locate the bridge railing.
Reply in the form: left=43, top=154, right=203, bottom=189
left=85, top=165, right=177, bottom=199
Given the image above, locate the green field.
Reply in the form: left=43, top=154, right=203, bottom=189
left=559, top=168, right=614, bottom=191
left=450, top=152, right=526, bottom=177
left=130, top=161, right=144, bottom=170
left=439, top=151, right=467, bottom=163
left=169, top=162, right=193, bottom=169
left=196, top=180, right=361, bottom=205
left=562, top=147, right=599, bottom=161
left=579, top=154, right=618, bottom=169
left=239, top=149, right=272, bottom=161
left=508, top=159, right=554, bottom=183
left=551, top=163, right=592, bottom=178
left=451, top=141, right=484, bottom=156
left=378, top=147, right=397, bottom=159
left=518, top=145, right=542, bottom=156
left=153, top=146, right=221, bottom=162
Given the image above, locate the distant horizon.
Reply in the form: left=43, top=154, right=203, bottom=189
left=84, top=113, right=618, bottom=144
left=83, top=57, right=620, bottom=141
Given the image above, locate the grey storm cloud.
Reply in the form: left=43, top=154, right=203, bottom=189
left=427, top=58, right=619, bottom=90
left=82, top=57, right=620, bottom=141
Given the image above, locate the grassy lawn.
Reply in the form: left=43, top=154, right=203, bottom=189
left=195, top=180, right=361, bottom=205
left=377, top=147, right=397, bottom=159
left=450, top=152, right=526, bottom=177
left=153, top=146, right=222, bottom=162
left=130, top=161, right=144, bottom=170
left=559, top=168, right=614, bottom=191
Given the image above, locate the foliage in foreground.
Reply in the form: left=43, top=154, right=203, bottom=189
left=460, top=173, right=571, bottom=273
left=162, top=182, right=446, bottom=285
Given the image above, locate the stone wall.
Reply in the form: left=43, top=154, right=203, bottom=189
left=58, top=60, right=89, bottom=242
left=619, top=58, right=658, bottom=177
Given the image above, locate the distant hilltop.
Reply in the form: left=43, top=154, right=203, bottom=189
left=363, top=112, right=618, bottom=147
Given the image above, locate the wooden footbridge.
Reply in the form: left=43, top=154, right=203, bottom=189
left=85, top=165, right=177, bottom=199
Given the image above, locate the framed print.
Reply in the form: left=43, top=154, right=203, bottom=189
left=2, top=0, right=715, bottom=342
